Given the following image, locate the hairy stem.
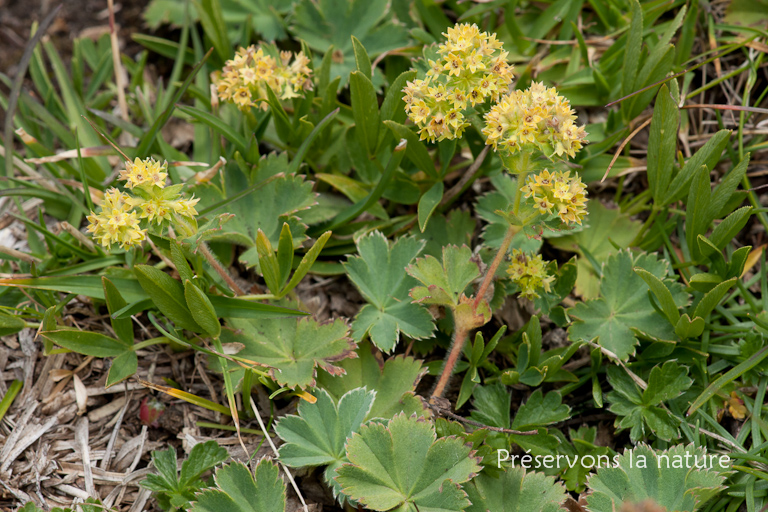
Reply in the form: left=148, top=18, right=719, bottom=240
left=431, top=325, right=470, bottom=400
left=198, top=243, right=246, bottom=296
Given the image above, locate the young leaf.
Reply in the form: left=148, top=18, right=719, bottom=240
left=222, top=316, right=356, bottom=389
left=344, top=232, right=434, bottom=352
left=336, top=413, right=482, bottom=512
left=41, top=330, right=130, bottom=358
left=191, top=460, right=286, bottom=512
left=605, top=362, right=691, bottom=442
left=418, top=181, right=444, bottom=232
left=568, top=251, right=687, bottom=361
left=276, top=388, right=374, bottom=501
left=193, top=169, right=316, bottom=267
left=135, top=265, right=202, bottom=332
left=183, top=280, right=221, bottom=338
left=646, top=84, right=680, bottom=204
left=585, top=444, right=727, bottom=512
left=102, top=277, right=133, bottom=344
left=408, top=245, right=480, bottom=308
left=349, top=71, right=380, bottom=156
left=316, top=340, right=427, bottom=419
left=465, top=467, right=567, bottom=512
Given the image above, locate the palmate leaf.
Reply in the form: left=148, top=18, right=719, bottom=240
left=222, top=316, right=356, bottom=389
left=606, top=362, right=692, bottom=442
left=585, top=444, right=727, bottom=512
left=192, top=159, right=316, bottom=267
left=344, top=232, right=435, bottom=352
left=568, top=250, right=687, bottom=361
left=275, top=388, right=374, bottom=502
left=336, top=413, right=482, bottom=512
left=465, top=466, right=567, bottom=512
left=549, top=202, right=642, bottom=299
left=289, top=0, right=410, bottom=85
left=316, top=340, right=428, bottom=420
left=408, top=245, right=481, bottom=308
left=191, top=460, right=286, bottom=512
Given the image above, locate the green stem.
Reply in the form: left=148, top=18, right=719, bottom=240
left=631, top=205, right=659, bottom=246
left=132, top=337, right=170, bottom=351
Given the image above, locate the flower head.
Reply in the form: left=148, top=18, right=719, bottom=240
left=86, top=188, right=146, bottom=250
left=506, top=249, right=555, bottom=300
left=522, top=169, right=587, bottom=225
left=402, top=23, right=514, bottom=143
left=87, top=158, right=200, bottom=250
left=483, top=82, right=588, bottom=159
left=119, top=158, right=168, bottom=190
left=214, top=45, right=313, bottom=110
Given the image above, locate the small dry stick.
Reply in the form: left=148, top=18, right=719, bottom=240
left=250, top=397, right=309, bottom=512
left=426, top=397, right=538, bottom=435
left=107, top=0, right=129, bottom=122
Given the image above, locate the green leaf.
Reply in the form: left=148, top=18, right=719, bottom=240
left=222, top=316, right=356, bottom=389
left=345, top=232, right=434, bottom=352
left=465, top=467, right=567, bottom=512
left=282, top=231, right=332, bottom=296
left=176, top=105, right=247, bottom=154
left=193, top=168, right=316, bottom=267
left=336, top=413, right=482, bottom=512
left=693, top=278, right=737, bottom=320
left=585, top=445, right=727, bottom=512
left=351, top=36, right=372, bottom=80
left=549, top=202, right=642, bottom=299
left=643, top=361, right=692, bottom=405
left=621, top=0, right=643, bottom=99
left=290, top=0, right=410, bottom=85
left=511, top=389, right=571, bottom=431
left=634, top=267, right=680, bottom=326
left=135, top=265, right=202, bottom=332
left=316, top=340, right=427, bottom=420
left=383, top=120, right=437, bottom=179
left=276, top=388, right=374, bottom=501
left=102, top=277, right=133, bottom=344
left=568, top=251, right=687, bottom=360
left=349, top=71, right=380, bottom=156
left=255, top=230, right=282, bottom=294
left=418, top=182, right=444, bottom=232
left=180, top=441, right=229, bottom=488
left=106, top=350, right=138, bottom=388
left=41, top=330, right=130, bottom=358
left=191, top=460, right=286, bottom=512
left=184, top=280, right=221, bottom=338
left=664, top=130, right=730, bottom=205
left=0, top=311, right=25, bottom=337
left=413, top=209, right=475, bottom=258
left=408, top=245, right=480, bottom=308
left=674, top=314, right=705, bottom=340
left=470, top=383, right=512, bottom=429
left=646, top=84, right=680, bottom=204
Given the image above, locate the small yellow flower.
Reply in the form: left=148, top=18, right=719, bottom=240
left=214, top=44, right=313, bottom=111
left=119, top=158, right=168, bottom=190
left=402, top=22, right=513, bottom=143
left=506, top=250, right=555, bottom=300
left=522, top=169, right=587, bottom=226
left=483, top=82, right=588, bottom=160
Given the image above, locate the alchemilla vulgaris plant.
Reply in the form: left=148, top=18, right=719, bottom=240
left=1, top=2, right=766, bottom=512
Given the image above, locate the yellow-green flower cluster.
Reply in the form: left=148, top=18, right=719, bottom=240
left=506, top=249, right=554, bottom=300
left=86, top=189, right=145, bottom=250
left=402, top=23, right=514, bottom=143
left=87, top=158, right=200, bottom=250
left=521, top=169, right=587, bottom=225
left=215, top=45, right=313, bottom=110
left=483, top=82, right=587, bottom=159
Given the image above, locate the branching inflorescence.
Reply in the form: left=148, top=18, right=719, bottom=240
left=402, top=23, right=514, bottom=142
left=401, top=22, right=590, bottom=399
left=215, top=45, right=313, bottom=110
left=87, top=158, right=199, bottom=250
